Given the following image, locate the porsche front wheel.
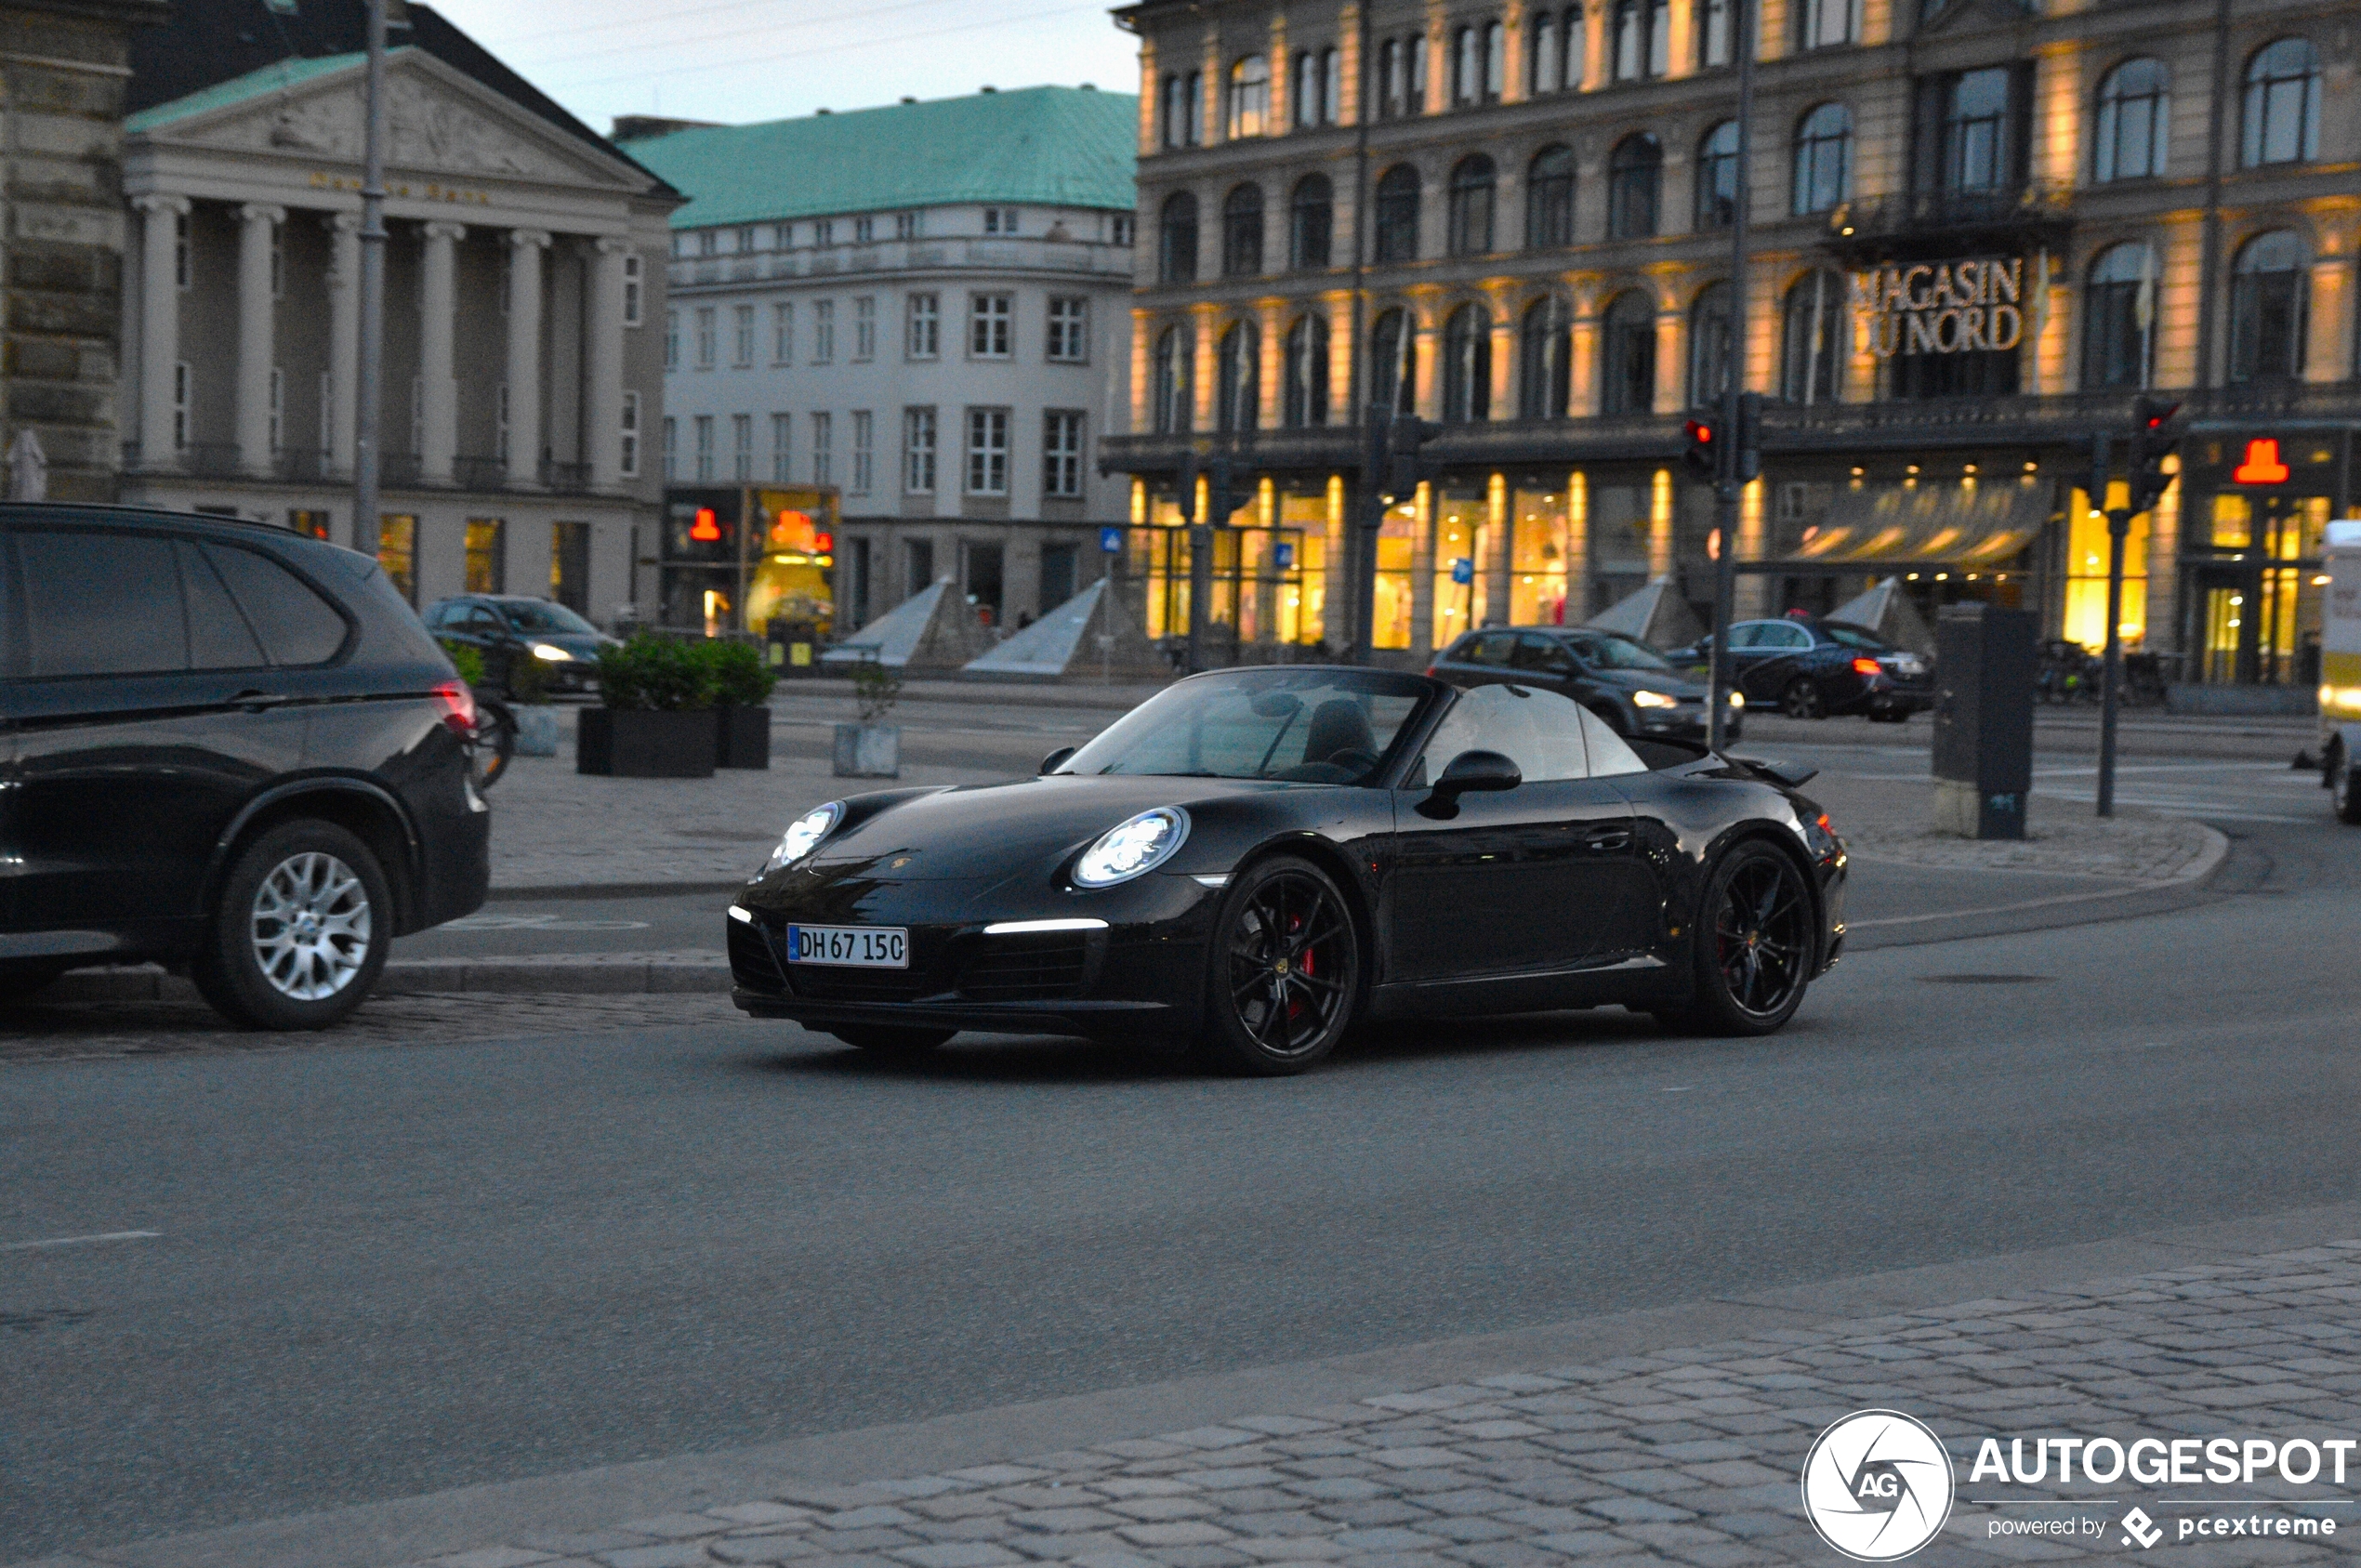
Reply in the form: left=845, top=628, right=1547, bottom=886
left=1200, top=855, right=1361, bottom=1075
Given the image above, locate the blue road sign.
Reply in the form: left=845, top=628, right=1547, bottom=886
left=1450, top=557, right=1474, bottom=585
left=1274, top=543, right=1295, bottom=569
left=1098, top=525, right=1124, bottom=553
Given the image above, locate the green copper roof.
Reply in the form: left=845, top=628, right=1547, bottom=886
left=629, top=86, right=1137, bottom=229
left=127, top=49, right=389, bottom=134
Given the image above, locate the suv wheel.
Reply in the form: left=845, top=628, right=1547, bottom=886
left=193, top=821, right=391, bottom=1030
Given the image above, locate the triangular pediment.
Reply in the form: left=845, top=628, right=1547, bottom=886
left=134, top=50, right=652, bottom=194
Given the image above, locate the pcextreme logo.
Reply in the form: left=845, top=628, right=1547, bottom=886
left=1800, top=1410, right=1958, bottom=1561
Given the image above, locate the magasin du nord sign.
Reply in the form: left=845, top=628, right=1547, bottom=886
left=1851, top=257, right=2029, bottom=356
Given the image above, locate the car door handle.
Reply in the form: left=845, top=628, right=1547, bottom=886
left=229, top=690, right=297, bottom=711
left=1583, top=826, right=1632, bottom=851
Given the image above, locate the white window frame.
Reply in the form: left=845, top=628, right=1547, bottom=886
left=813, top=299, right=836, bottom=363
left=694, top=306, right=716, bottom=369
left=904, top=406, right=938, bottom=494
left=815, top=218, right=835, bottom=246
left=663, top=415, right=677, bottom=480
left=622, top=253, right=644, bottom=325
left=665, top=310, right=679, bottom=370
left=771, top=412, right=793, bottom=482
left=964, top=407, right=1009, bottom=496
left=772, top=301, right=793, bottom=364
left=731, top=413, right=752, bottom=481
left=894, top=211, right=921, bottom=240
left=854, top=217, right=874, bottom=244
left=907, top=293, right=941, bottom=359
left=851, top=409, right=874, bottom=495
left=853, top=296, right=877, bottom=361
left=693, top=413, right=714, bottom=481
left=1047, top=296, right=1089, bottom=362
left=811, top=411, right=833, bottom=485
left=1043, top=410, right=1084, bottom=498
left=621, top=389, right=642, bottom=478
left=733, top=304, right=756, bottom=367
left=969, top=293, right=1013, bottom=359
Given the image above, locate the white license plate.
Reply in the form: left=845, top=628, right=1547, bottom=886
left=785, top=924, right=908, bottom=968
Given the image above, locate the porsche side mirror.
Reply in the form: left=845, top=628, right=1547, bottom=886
left=1040, top=744, right=1077, bottom=774
left=1421, top=749, right=1521, bottom=817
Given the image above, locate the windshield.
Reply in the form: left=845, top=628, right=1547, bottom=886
left=1821, top=624, right=1892, bottom=652
left=1057, top=669, right=1432, bottom=784
left=1563, top=631, right=1675, bottom=671
left=499, top=600, right=602, bottom=636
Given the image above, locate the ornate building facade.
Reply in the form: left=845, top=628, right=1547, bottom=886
left=1106, top=0, right=2359, bottom=693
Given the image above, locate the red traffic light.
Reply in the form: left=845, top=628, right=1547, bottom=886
left=1682, top=418, right=1715, bottom=446
left=2140, top=402, right=2181, bottom=431
left=2233, top=438, right=2290, bottom=486
left=1681, top=418, right=1718, bottom=480
left=689, top=507, right=721, bottom=542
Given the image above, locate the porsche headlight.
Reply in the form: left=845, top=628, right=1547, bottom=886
left=1631, top=689, right=1679, bottom=709
left=765, top=801, right=842, bottom=872
left=531, top=642, right=574, bottom=662
left=1072, top=807, right=1190, bottom=889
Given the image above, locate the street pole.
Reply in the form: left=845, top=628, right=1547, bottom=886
left=351, top=0, right=388, bottom=559
left=1180, top=453, right=1207, bottom=675
left=2090, top=430, right=2127, bottom=818
left=1352, top=410, right=1385, bottom=663
left=1707, top=0, right=1755, bottom=752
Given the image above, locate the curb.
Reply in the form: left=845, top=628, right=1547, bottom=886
left=1844, top=820, right=2233, bottom=952
left=484, top=879, right=745, bottom=903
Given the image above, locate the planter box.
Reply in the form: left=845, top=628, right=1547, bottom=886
left=513, top=705, right=561, bottom=758
left=578, top=707, right=718, bottom=778
left=833, top=722, right=901, bottom=778
left=715, top=705, right=772, bottom=770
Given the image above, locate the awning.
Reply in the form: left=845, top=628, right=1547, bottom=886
left=1791, top=475, right=2055, bottom=567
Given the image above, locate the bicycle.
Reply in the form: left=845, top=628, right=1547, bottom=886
left=468, top=692, right=518, bottom=789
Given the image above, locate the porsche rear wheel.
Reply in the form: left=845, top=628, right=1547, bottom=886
left=830, top=1025, right=955, bottom=1055
left=1200, top=855, right=1361, bottom=1076
left=1668, top=840, right=1814, bottom=1036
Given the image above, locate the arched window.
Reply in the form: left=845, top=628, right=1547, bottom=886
left=1695, top=121, right=1739, bottom=231
left=1607, top=134, right=1661, bottom=239
left=1222, top=184, right=1264, bottom=277
left=2242, top=39, right=2320, bottom=167
left=1218, top=321, right=1260, bottom=431
left=1290, top=175, right=1333, bottom=270
left=1443, top=304, right=1492, bottom=423
left=1153, top=325, right=1193, bottom=433
left=1448, top=155, right=1497, bottom=256
left=2230, top=231, right=2309, bottom=384
left=1227, top=55, right=1270, bottom=139
left=1792, top=103, right=1852, bottom=216
left=1601, top=290, right=1656, bottom=415
left=1369, top=308, right=1416, bottom=415
left=1159, top=192, right=1197, bottom=284
left=1374, top=165, right=1421, bottom=263
left=1520, top=296, right=1574, bottom=419
left=1613, top=0, right=1668, bottom=80
left=1796, top=0, right=1853, bottom=50
left=2095, top=59, right=2169, bottom=181
left=1697, top=0, right=1733, bottom=69
left=1688, top=283, right=1734, bottom=408
left=1284, top=314, right=1330, bottom=428
left=1781, top=270, right=1842, bottom=404
left=1526, top=145, right=1576, bottom=248
left=2083, top=242, right=2158, bottom=389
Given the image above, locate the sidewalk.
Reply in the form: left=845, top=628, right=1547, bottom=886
left=46, top=1217, right=2361, bottom=1568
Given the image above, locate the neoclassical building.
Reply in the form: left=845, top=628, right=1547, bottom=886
left=1107, top=0, right=2359, bottom=694
left=118, top=19, right=678, bottom=620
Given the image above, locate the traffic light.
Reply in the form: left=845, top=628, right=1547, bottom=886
left=2128, top=396, right=2182, bottom=514
left=1207, top=454, right=1236, bottom=526
left=1681, top=417, right=1718, bottom=481
left=1385, top=415, right=1440, bottom=500
left=1735, top=391, right=1764, bottom=483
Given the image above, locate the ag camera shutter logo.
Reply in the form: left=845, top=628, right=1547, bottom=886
left=1801, top=1410, right=1957, bottom=1561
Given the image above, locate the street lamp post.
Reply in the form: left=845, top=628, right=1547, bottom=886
left=1707, top=0, right=1757, bottom=753
left=351, top=0, right=389, bottom=559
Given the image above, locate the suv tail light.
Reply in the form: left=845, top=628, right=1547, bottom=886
left=1424, top=665, right=1438, bottom=677
left=1851, top=657, right=1880, bottom=677
left=433, top=680, right=477, bottom=735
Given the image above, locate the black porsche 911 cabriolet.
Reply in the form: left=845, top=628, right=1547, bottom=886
left=728, top=666, right=1846, bottom=1074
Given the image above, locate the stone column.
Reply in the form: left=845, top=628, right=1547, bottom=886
left=325, top=213, right=361, bottom=476
left=1258, top=298, right=1286, bottom=428
left=506, top=230, right=550, bottom=485
left=419, top=220, right=466, bottom=482
left=2306, top=257, right=2351, bottom=386
left=133, top=194, right=189, bottom=465
left=1485, top=290, right=1516, bottom=416
left=237, top=203, right=284, bottom=474
left=1655, top=296, right=1685, bottom=413
left=1190, top=301, right=1220, bottom=429
left=587, top=236, right=631, bottom=489
left=1325, top=292, right=1355, bottom=423
left=1649, top=467, right=1674, bottom=580
left=1565, top=468, right=1590, bottom=617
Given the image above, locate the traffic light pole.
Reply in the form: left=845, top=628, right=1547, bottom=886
left=1178, top=453, right=1207, bottom=675
left=2089, top=429, right=2130, bottom=818
left=1707, top=0, right=1756, bottom=753
left=1352, top=411, right=1385, bottom=663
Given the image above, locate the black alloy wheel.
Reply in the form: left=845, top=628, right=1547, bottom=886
left=1202, top=855, right=1361, bottom=1075
left=1780, top=678, right=1827, bottom=720
left=1668, top=840, right=1815, bottom=1036
left=2334, top=746, right=2361, bottom=825
left=831, top=1025, right=956, bottom=1055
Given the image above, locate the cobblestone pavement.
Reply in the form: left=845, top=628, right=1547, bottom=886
left=404, top=1242, right=2361, bottom=1568
left=1839, top=812, right=2221, bottom=883
left=0, top=992, right=751, bottom=1063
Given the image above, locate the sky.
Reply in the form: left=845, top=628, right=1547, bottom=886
left=433, top=0, right=1144, bottom=135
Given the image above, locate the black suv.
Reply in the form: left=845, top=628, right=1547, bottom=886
left=0, top=507, right=490, bottom=1026
left=1430, top=626, right=1743, bottom=742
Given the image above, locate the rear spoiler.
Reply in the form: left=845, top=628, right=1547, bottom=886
left=1732, top=755, right=1820, bottom=788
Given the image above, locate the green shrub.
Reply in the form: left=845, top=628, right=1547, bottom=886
left=437, top=638, right=485, bottom=687
left=694, top=639, right=777, bottom=707
left=593, top=633, right=716, bottom=712
left=851, top=657, right=902, bottom=723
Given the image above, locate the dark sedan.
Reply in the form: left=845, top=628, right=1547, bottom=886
left=1431, top=626, right=1744, bottom=742
left=728, top=666, right=1845, bottom=1075
left=423, top=595, right=618, bottom=695
left=1671, top=619, right=1934, bottom=721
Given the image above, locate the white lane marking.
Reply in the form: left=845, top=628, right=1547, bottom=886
left=0, top=1230, right=161, bottom=1254
left=442, top=914, right=653, bottom=931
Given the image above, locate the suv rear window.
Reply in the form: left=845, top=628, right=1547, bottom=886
left=204, top=544, right=349, bottom=665
left=18, top=531, right=189, bottom=677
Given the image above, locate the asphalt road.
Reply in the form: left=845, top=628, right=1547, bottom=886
left=6, top=794, right=2356, bottom=1561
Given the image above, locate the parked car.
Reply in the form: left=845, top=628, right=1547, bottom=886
left=0, top=506, right=491, bottom=1026
left=1429, top=626, right=1743, bottom=741
left=729, top=666, right=1845, bottom=1074
left=1669, top=619, right=1935, bottom=721
left=423, top=594, right=619, bottom=695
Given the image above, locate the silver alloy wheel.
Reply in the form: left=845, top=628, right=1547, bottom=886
left=249, top=850, right=373, bottom=1000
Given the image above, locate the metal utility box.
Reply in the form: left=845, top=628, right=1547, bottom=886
left=1932, top=604, right=2037, bottom=839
